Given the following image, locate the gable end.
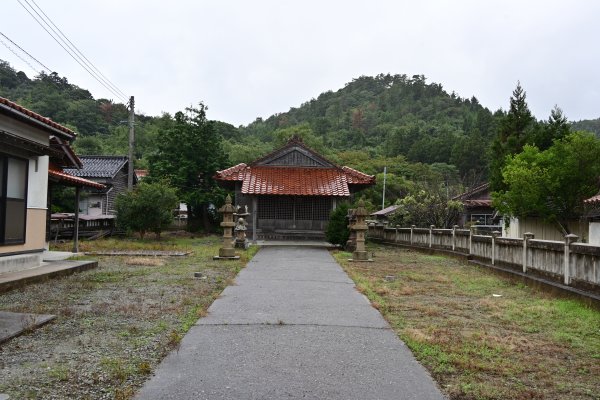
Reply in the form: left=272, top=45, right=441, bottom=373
left=257, top=146, right=333, bottom=168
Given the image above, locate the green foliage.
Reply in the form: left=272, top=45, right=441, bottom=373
left=390, top=190, right=463, bottom=228
left=148, top=104, right=229, bottom=232
left=326, top=202, right=351, bottom=246
left=115, top=181, right=178, bottom=239
left=489, top=82, right=537, bottom=192
left=571, top=117, right=600, bottom=138
left=493, top=131, right=600, bottom=233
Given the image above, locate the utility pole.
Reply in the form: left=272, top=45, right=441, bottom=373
left=382, top=166, right=387, bottom=210
left=127, top=95, right=135, bottom=190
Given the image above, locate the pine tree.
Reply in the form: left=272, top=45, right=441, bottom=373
left=489, top=82, right=536, bottom=192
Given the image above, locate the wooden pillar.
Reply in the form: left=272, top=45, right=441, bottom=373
left=252, top=197, right=258, bottom=242
left=73, top=186, right=80, bottom=253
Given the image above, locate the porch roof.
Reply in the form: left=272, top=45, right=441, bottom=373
left=49, top=166, right=106, bottom=189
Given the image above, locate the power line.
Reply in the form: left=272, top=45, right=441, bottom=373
left=0, top=31, right=52, bottom=72
left=16, top=0, right=127, bottom=102
left=28, top=0, right=128, bottom=99
left=0, top=34, right=41, bottom=75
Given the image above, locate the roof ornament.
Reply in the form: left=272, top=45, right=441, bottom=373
left=289, top=134, right=303, bottom=143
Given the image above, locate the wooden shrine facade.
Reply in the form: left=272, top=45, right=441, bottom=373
left=215, top=136, right=374, bottom=240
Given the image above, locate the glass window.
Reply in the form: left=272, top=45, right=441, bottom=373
left=1, top=154, right=28, bottom=244
left=6, top=158, right=27, bottom=199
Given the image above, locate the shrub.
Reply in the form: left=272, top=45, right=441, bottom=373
left=115, top=181, right=178, bottom=239
left=326, top=202, right=350, bottom=246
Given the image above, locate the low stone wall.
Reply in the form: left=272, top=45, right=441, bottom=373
left=368, top=224, right=600, bottom=293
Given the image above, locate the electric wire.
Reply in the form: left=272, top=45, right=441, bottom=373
left=28, top=0, right=128, bottom=99
left=16, top=0, right=127, bottom=102
left=0, top=31, right=52, bottom=72
left=0, top=34, right=41, bottom=75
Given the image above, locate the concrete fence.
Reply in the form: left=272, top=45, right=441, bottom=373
left=368, top=224, right=600, bottom=292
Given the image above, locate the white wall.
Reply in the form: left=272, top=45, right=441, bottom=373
left=27, top=155, right=49, bottom=209
left=589, top=222, right=600, bottom=245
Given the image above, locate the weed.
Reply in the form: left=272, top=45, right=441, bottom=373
left=167, top=330, right=183, bottom=350
left=47, top=364, right=70, bottom=381
left=137, top=361, right=152, bottom=375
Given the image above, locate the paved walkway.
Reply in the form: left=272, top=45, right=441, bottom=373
left=135, top=246, right=445, bottom=400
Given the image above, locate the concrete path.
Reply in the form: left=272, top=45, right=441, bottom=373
left=136, top=246, right=445, bottom=400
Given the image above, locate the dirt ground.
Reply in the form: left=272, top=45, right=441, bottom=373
left=0, top=236, right=256, bottom=399
left=335, top=244, right=600, bottom=400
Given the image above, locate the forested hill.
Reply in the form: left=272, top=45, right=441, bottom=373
left=238, top=74, right=501, bottom=180
left=571, top=118, right=600, bottom=137
left=3, top=59, right=598, bottom=204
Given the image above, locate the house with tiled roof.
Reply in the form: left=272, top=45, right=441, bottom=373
left=453, top=183, right=501, bottom=230
left=0, top=97, right=101, bottom=273
left=63, top=155, right=135, bottom=215
left=215, top=136, right=375, bottom=240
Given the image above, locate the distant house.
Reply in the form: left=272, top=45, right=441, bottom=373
left=370, top=205, right=400, bottom=224
left=0, top=97, right=100, bottom=273
left=63, top=155, right=135, bottom=215
left=453, top=183, right=500, bottom=231
left=135, top=169, right=148, bottom=180
left=215, top=136, right=375, bottom=240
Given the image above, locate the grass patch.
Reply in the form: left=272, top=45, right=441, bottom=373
left=334, top=244, right=600, bottom=400
left=0, top=234, right=257, bottom=399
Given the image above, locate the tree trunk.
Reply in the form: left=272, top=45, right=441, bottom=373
left=202, top=203, right=211, bottom=233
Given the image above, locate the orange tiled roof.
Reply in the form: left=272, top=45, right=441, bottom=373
left=49, top=167, right=105, bottom=189
left=216, top=164, right=374, bottom=197
left=0, top=97, right=76, bottom=137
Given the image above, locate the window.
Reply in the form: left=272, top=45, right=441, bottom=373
left=0, top=154, right=28, bottom=245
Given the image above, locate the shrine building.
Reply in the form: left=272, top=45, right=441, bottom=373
left=215, top=136, right=375, bottom=241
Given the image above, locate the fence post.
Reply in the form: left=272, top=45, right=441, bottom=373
left=452, top=225, right=458, bottom=251
left=522, top=232, right=534, bottom=273
left=429, top=225, right=434, bottom=248
left=395, top=226, right=399, bottom=243
left=491, top=231, right=501, bottom=265
left=563, top=234, right=578, bottom=285
left=469, top=226, right=474, bottom=255
left=410, top=225, right=415, bottom=245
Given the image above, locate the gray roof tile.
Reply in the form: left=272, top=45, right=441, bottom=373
left=64, top=156, right=128, bottom=178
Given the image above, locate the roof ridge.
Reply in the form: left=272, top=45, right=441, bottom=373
left=0, top=96, right=76, bottom=138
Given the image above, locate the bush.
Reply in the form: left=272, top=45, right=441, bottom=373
left=115, top=181, right=179, bottom=239
left=326, top=202, right=350, bottom=246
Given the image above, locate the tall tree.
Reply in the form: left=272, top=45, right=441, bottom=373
left=493, top=131, right=600, bottom=234
left=489, top=82, right=536, bottom=192
left=149, top=103, right=229, bottom=232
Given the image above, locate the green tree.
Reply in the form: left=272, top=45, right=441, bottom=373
left=493, top=131, right=600, bottom=234
left=148, top=103, right=229, bottom=232
left=390, top=189, right=463, bottom=228
left=115, top=181, right=178, bottom=239
left=326, top=202, right=350, bottom=246
left=489, top=82, right=536, bottom=192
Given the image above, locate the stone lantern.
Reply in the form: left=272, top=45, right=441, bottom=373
left=234, top=205, right=250, bottom=249
left=350, top=199, right=372, bottom=262
left=214, top=194, right=239, bottom=260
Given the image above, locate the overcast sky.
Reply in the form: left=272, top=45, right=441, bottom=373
left=1, top=0, right=599, bottom=126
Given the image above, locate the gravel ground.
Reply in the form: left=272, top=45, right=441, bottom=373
left=0, top=236, right=256, bottom=399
